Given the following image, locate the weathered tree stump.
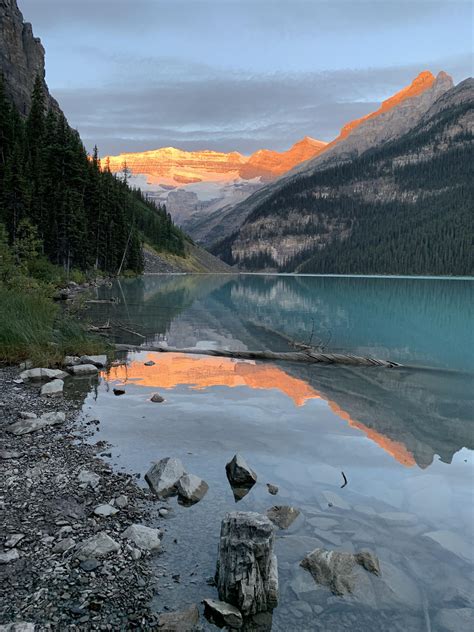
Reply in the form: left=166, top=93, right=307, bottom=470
left=216, top=512, right=279, bottom=617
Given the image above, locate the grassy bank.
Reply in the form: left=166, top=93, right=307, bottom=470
left=0, top=287, right=108, bottom=366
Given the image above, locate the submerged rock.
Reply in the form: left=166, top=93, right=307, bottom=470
left=80, top=354, right=107, bottom=368
left=7, top=411, right=66, bottom=435
left=145, top=457, right=185, bottom=498
left=74, top=532, right=120, bottom=560
left=121, top=524, right=161, bottom=551
left=266, top=505, right=300, bottom=529
left=300, top=548, right=380, bottom=595
left=67, top=364, right=98, bottom=376
left=40, top=379, right=64, bottom=397
left=203, top=599, right=243, bottom=629
left=177, top=473, right=209, bottom=505
left=216, top=511, right=278, bottom=616
left=157, top=604, right=200, bottom=630
left=266, top=483, right=279, bottom=495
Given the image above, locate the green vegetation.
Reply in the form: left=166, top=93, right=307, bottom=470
left=216, top=99, right=474, bottom=276
left=0, top=74, right=186, bottom=276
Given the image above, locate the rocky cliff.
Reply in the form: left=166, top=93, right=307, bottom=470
left=0, top=0, right=59, bottom=115
left=214, top=78, right=473, bottom=276
left=200, top=71, right=455, bottom=246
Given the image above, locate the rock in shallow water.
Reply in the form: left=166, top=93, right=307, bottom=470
left=67, top=364, right=98, bottom=376
left=150, top=393, right=165, bottom=403
left=216, top=511, right=278, bottom=617
left=145, top=457, right=185, bottom=498
left=300, top=548, right=380, bottom=595
left=80, top=354, right=107, bottom=368
left=225, top=454, right=257, bottom=487
left=266, top=483, right=279, bottom=495
left=203, top=599, right=243, bottom=629
left=177, top=473, right=209, bottom=505
left=266, top=505, right=300, bottom=529
left=40, top=378, right=64, bottom=397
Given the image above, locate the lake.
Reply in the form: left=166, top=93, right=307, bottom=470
left=77, top=274, right=474, bottom=631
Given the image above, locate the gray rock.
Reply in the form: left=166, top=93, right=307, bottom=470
left=0, top=624, right=36, bottom=632
left=80, top=558, right=100, bottom=572
left=225, top=454, right=257, bottom=488
left=300, top=548, right=380, bottom=595
left=266, top=505, right=300, bottom=529
left=121, top=524, right=161, bottom=551
left=158, top=604, right=200, bottom=631
left=159, top=508, right=169, bottom=517
left=18, top=412, right=37, bottom=420
left=74, top=532, right=120, bottom=560
left=53, top=537, right=76, bottom=554
left=19, top=368, right=67, bottom=381
left=144, top=360, right=155, bottom=367
left=77, top=469, right=100, bottom=489
left=5, top=534, right=25, bottom=548
left=145, top=457, right=185, bottom=498
left=0, top=450, right=23, bottom=460
left=63, top=355, right=81, bottom=366
left=150, top=393, right=165, bottom=403
left=203, top=599, right=242, bottom=629
left=266, top=483, right=279, bottom=495
left=67, top=364, right=98, bottom=376
left=80, top=354, right=107, bottom=368
left=0, top=549, right=20, bottom=564
left=177, top=473, right=209, bottom=505
left=115, top=495, right=128, bottom=509
left=40, top=379, right=64, bottom=397
left=7, top=411, right=66, bottom=435
left=94, top=504, right=119, bottom=517
left=379, top=511, right=418, bottom=526
left=216, top=511, right=278, bottom=616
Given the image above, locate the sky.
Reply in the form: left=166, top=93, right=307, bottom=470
left=19, top=0, right=473, bottom=156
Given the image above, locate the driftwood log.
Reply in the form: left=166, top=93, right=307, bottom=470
left=115, top=343, right=402, bottom=368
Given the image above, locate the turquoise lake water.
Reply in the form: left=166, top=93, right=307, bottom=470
left=78, top=274, right=474, bottom=631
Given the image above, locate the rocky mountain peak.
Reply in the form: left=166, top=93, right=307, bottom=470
left=0, top=0, right=59, bottom=115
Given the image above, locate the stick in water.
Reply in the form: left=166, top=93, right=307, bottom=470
left=340, top=471, right=348, bottom=488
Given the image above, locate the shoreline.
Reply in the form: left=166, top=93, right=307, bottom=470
left=0, top=365, right=169, bottom=630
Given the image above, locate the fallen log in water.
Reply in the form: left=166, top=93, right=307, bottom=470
left=114, top=343, right=402, bottom=368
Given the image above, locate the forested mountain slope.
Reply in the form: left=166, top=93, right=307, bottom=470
left=213, top=79, right=473, bottom=276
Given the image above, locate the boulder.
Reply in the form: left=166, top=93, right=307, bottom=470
left=157, top=604, right=200, bottom=631
left=177, top=473, right=209, bottom=505
left=40, top=379, right=64, bottom=397
left=67, top=364, right=98, bottom=376
left=94, top=504, right=119, bottom=517
left=300, top=548, right=380, bottom=595
left=150, top=393, right=165, bottom=403
left=266, top=505, right=300, bottom=529
left=19, top=368, right=67, bottom=381
left=216, top=512, right=278, bottom=616
left=145, top=457, right=185, bottom=498
left=225, top=454, right=257, bottom=487
left=80, top=354, right=107, bottom=368
left=203, top=599, right=243, bottom=629
left=7, top=411, right=66, bottom=435
left=74, top=532, right=120, bottom=561
left=121, top=524, right=161, bottom=551
left=63, top=355, right=81, bottom=366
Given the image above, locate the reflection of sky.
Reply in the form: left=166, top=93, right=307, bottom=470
left=18, top=1, right=473, bottom=154
left=104, top=352, right=418, bottom=467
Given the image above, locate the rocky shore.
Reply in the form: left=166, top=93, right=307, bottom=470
left=0, top=365, right=166, bottom=630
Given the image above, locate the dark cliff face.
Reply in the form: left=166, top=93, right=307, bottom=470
left=0, top=0, right=59, bottom=114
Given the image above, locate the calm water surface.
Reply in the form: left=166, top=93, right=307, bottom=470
left=78, top=274, right=474, bottom=631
